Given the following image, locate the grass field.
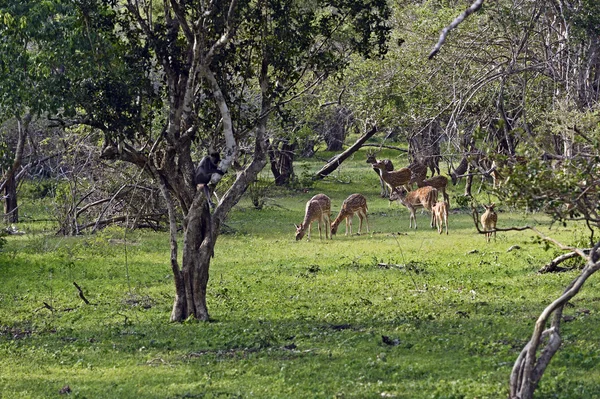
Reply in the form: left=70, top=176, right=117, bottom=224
left=1, top=149, right=599, bottom=398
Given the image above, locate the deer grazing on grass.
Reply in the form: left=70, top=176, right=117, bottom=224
left=295, top=194, right=331, bottom=241
left=414, top=174, right=450, bottom=207
left=389, top=186, right=438, bottom=229
left=480, top=203, right=497, bottom=242
left=331, top=193, right=369, bottom=236
left=372, top=160, right=412, bottom=195
left=432, top=201, right=449, bottom=235
left=366, top=151, right=394, bottom=198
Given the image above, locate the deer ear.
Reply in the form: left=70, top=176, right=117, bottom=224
left=294, top=224, right=299, bottom=229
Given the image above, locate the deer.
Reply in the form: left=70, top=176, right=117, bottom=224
left=330, top=193, right=369, bottom=236
left=414, top=174, right=450, bottom=207
left=407, top=160, right=428, bottom=188
left=389, top=186, right=438, bottom=229
left=366, top=151, right=394, bottom=197
left=432, top=201, right=449, bottom=235
left=295, top=194, right=331, bottom=241
left=371, top=160, right=412, bottom=195
left=480, top=203, right=497, bottom=242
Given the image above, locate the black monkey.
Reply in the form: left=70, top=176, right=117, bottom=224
left=194, top=152, right=225, bottom=206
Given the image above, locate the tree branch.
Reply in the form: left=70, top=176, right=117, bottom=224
left=428, top=0, right=485, bottom=59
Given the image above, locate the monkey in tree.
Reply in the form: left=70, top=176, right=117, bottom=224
left=194, top=152, right=225, bottom=207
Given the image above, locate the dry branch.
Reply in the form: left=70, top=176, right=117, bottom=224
left=428, top=0, right=484, bottom=59
left=313, top=125, right=378, bottom=180
left=73, top=282, right=90, bottom=305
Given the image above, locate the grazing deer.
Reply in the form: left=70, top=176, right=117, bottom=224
left=480, top=203, right=497, bottom=242
left=432, top=201, right=449, bottom=235
left=295, top=194, right=331, bottom=241
left=372, top=160, right=412, bottom=194
left=414, top=174, right=450, bottom=207
left=366, top=151, right=394, bottom=197
left=389, top=186, right=438, bottom=229
left=331, top=193, right=369, bottom=236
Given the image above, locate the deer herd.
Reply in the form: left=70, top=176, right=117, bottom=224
left=295, top=151, right=497, bottom=241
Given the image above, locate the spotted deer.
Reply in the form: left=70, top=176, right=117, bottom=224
left=295, top=194, right=331, bottom=241
left=366, top=151, right=394, bottom=197
left=331, top=193, right=369, bottom=236
left=432, top=201, right=449, bottom=235
left=480, top=203, right=497, bottom=242
left=414, top=175, right=450, bottom=207
left=389, top=186, right=438, bottom=229
left=408, top=161, right=428, bottom=188
left=372, top=160, right=412, bottom=194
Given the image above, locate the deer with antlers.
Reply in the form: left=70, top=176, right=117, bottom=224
left=366, top=151, right=394, bottom=197
left=480, top=203, right=497, bottom=242
left=331, top=193, right=369, bottom=236
left=389, top=186, right=438, bottom=229
left=432, top=201, right=449, bottom=234
left=295, top=194, right=331, bottom=241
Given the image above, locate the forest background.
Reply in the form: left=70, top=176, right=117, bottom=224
left=1, top=0, right=600, bottom=398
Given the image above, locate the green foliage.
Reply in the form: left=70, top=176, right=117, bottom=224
left=1, top=152, right=599, bottom=398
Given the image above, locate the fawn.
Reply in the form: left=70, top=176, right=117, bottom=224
left=295, top=194, right=331, bottom=241
left=432, top=201, right=449, bottom=235
left=366, top=152, right=394, bottom=198
left=414, top=174, right=450, bottom=207
left=371, top=160, right=412, bottom=194
left=480, top=203, right=497, bottom=242
left=331, top=193, right=369, bottom=236
left=390, top=186, right=438, bottom=229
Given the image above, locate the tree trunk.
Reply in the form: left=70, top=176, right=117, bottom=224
left=3, top=172, right=18, bottom=223
left=268, top=139, right=296, bottom=186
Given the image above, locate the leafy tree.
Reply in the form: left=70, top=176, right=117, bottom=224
left=2, top=0, right=389, bottom=321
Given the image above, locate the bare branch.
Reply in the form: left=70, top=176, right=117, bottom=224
left=428, top=0, right=484, bottom=60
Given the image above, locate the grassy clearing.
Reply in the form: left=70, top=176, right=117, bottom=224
left=1, top=150, right=599, bottom=398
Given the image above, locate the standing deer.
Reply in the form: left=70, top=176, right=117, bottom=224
left=408, top=160, right=428, bottom=188
left=414, top=174, right=450, bottom=207
left=432, top=201, right=449, bottom=235
left=480, top=203, right=497, bottom=242
left=366, top=151, right=394, bottom=197
left=389, top=186, right=438, bottom=229
left=295, top=194, right=331, bottom=241
left=331, top=193, right=369, bottom=236
left=371, top=160, right=412, bottom=194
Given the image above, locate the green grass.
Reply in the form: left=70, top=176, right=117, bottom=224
left=1, top=150, right=599, bottom=398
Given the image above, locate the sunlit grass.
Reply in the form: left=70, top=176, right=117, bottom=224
left=1, top=150, right=598, bottom=398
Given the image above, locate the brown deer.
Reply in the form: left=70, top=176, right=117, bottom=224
left=372, top=160, right=412, bottom=194
left=366, top=151, right=394, bottom=197
left=295, top=194, right=331, bottom=241
left=480, top=203, right=497, bottom=242
left=408, top=160, right=428, bottom=188
left=331, top=193, right=369, bottom=236
left=414, top=174, right=450, bottom=207
left=389, top=186, right=438, bottom=229
left=432, top=201, right=449, bottom=235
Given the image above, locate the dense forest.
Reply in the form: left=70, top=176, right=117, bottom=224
left=1, top=1, right=600, bottom=398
